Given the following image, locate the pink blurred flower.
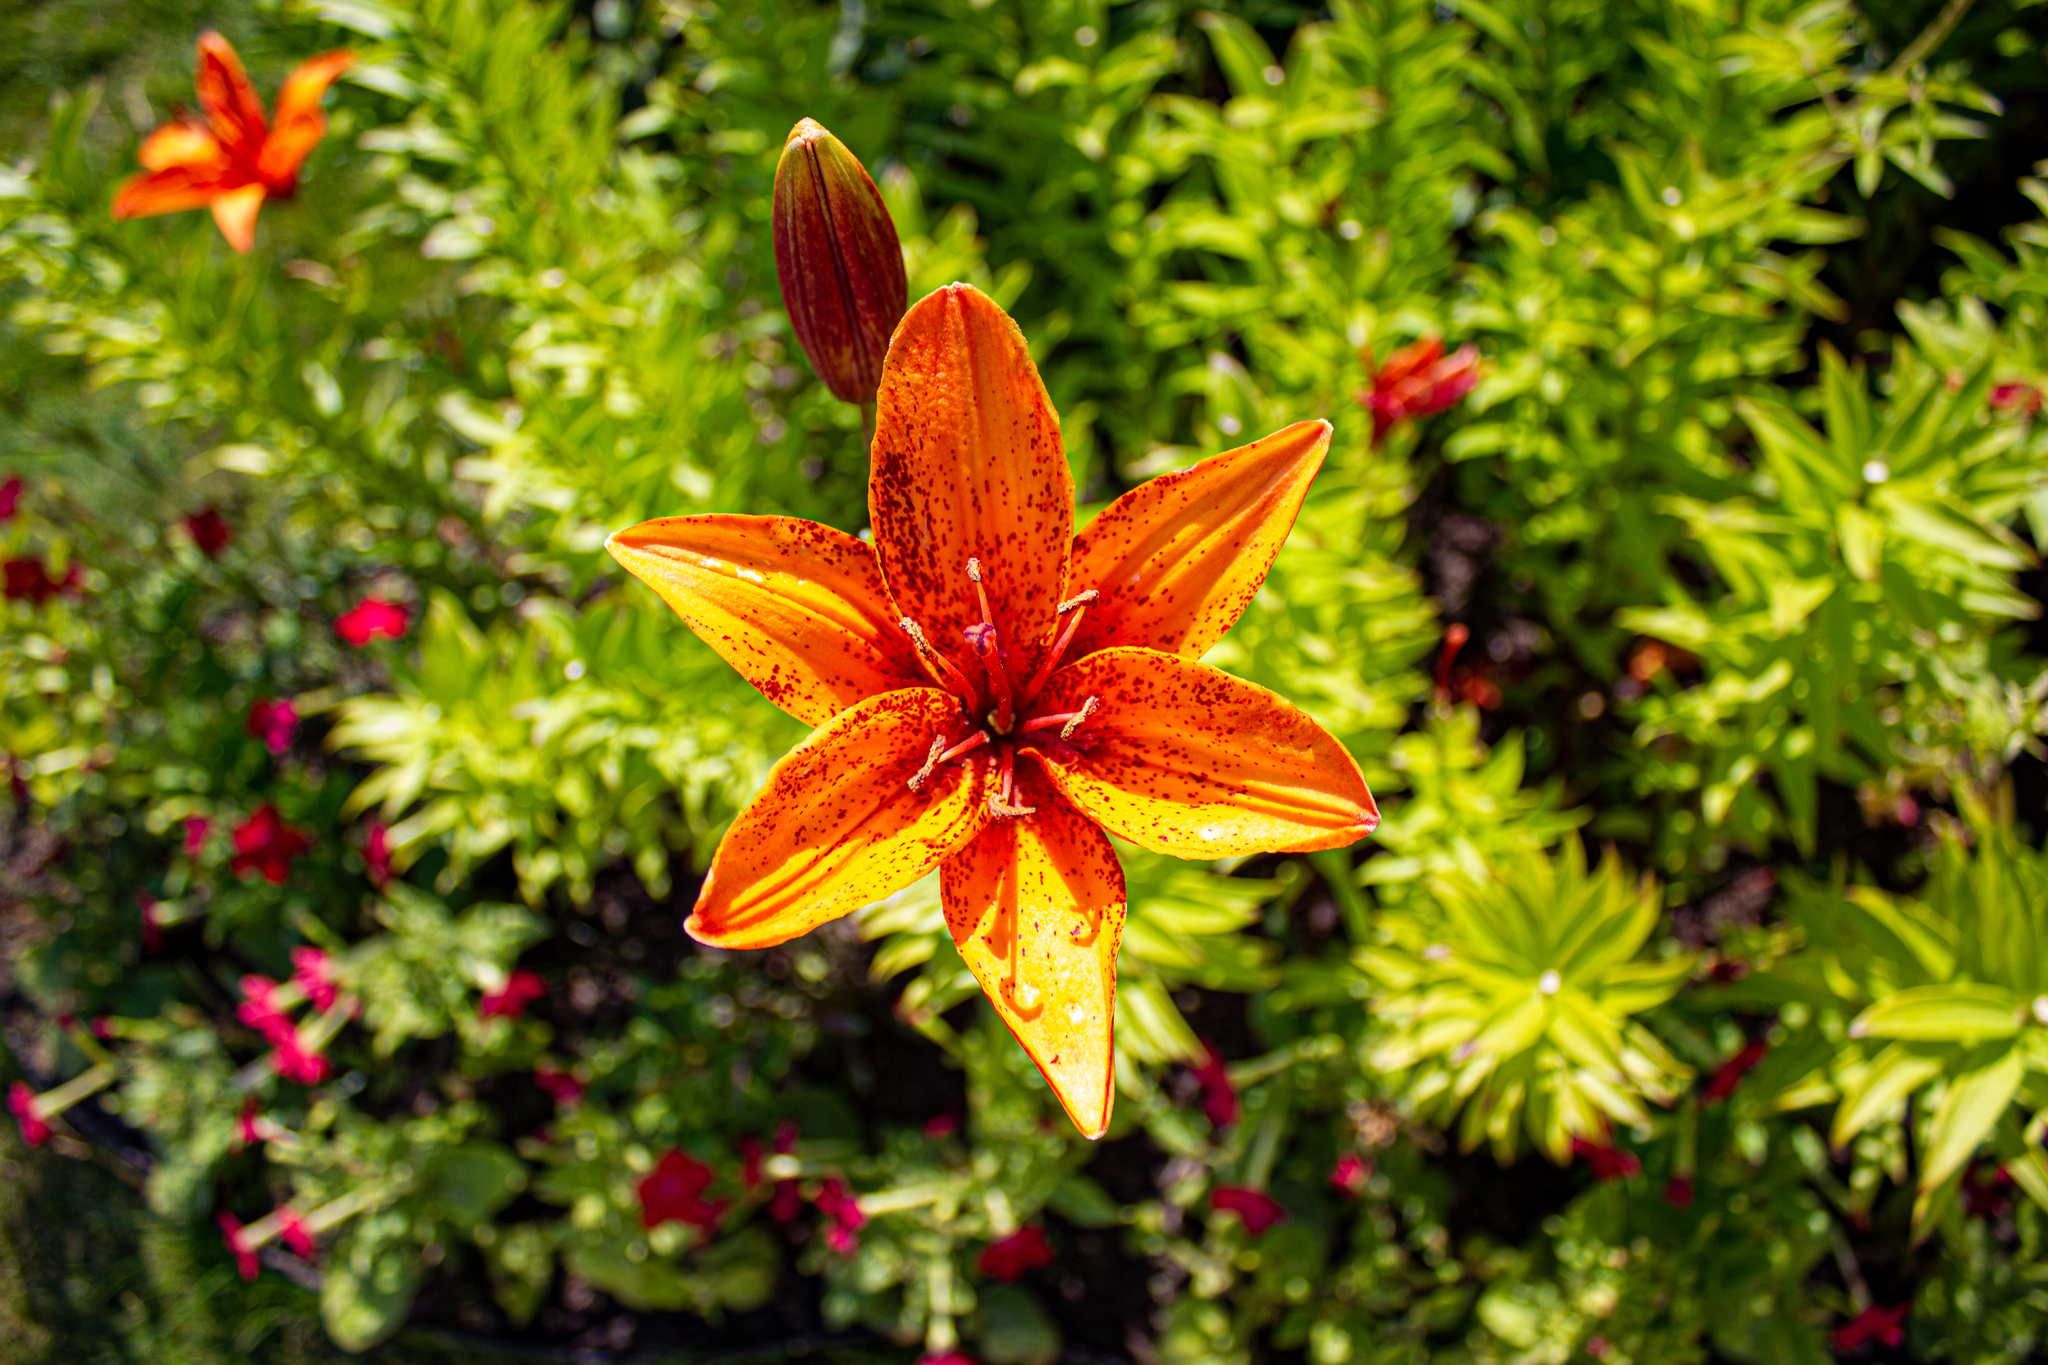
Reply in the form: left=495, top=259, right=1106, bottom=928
left=1703, top=1039, right=1768, bottom=1104
left=183, top=815, right=211, bottom=859
left=185, top=507, right=231, bottom=559
left=1211, top=1186, right=1286, bottom=1235
left=290, top=947, right=338, bottom=1012
left=247, top=697, right=298, bottom=755
left=0, top=476, right=20, bottom=520
left=923, top=1113, right=960, bottom=1139
left=3, top=557, right=78, bottom=604
left=1330, top=1153, right=1372, bottom=1197
left=218, top=1212, right=260, bottom=1280
left=480, top=970, right=546, bottom=1019
left=271, top=1032, right=331, bottom=1085
left=917, top=1354, right=979, bottom=1365
left=815, top=1174, right=866, bottom=1252
left=1991, top=381, right=2042, bottom=417
left=1834, top=1303, right=1908, bottom=1352
left=977, top=1225, right=1055, bottom=1281
left=1663, top=1174, right=1695, bottom=1209
left=1191, top=1040, right=1239, bottom=1130
left=363, top=822, right=392, bottom=889
left=234, top=1098, right=266, bottom=1150
left=236, top=975, right=295, bottom=1045
left=139, top=893, right=163, bottom=955
left=1571, top=1137, right=1642, bottom=1181
left=534, top=1065, right=584, bottom=1106
left=277, top=1206, right=315, bottom=1258
left=335, top=597, right=409, bottom=647
left=8, top=1081, right=50, bottom=1147
left=1359, top=336, right=1480, bottom=443
left=638, top=1149, right=730, bottom=1231
left=230, top=806, right=313, bottom=884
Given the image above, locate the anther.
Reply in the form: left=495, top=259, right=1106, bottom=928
left=988, top=748, right=1037, bottom=819
left=1057, top=590, right=1099, bottom=614
left=1059, top=695, right=1099, bottom=740
left=900, top=616, right=979, bottom=700
left=966, top=557, right=995, bottom=627
left=905, top=735, right=947, bottom=792
left=1023, top=589, right=1099, bottom=700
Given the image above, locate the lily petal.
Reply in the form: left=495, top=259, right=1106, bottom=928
left=113, top=165, right=234, bottom=220
left=1067, top=420, right=1330, bottom=660
left=942, top=770, right=1124, bottom=1139
left=607, top=514, right=927, bottom=727
left=1029, top=646, right=1377, bottom=858
left=689, top=688, right=988, bottom=949
left=258, top=49, right=356, bottom=186
left=139, top=119, right=227, bottom=173
left=196, top=32, right=269, bottom=158
left=870, top=284, right=1072, bottom=683
left=209, top=183, right=268, bottom=255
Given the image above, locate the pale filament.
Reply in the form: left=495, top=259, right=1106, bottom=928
left=905, top=730, right=990, bottom=794
left=1019, top=695, right=1099, bottom=740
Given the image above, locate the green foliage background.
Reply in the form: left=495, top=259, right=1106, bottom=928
left=4, top=0, right=2048, bottom=1360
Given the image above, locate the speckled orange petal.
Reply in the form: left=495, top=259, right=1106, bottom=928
left=608, top=515, right=927, bottom=727
left=942, top=770, right=1124, bottom=1139
left=196, top=32, right=268, bottom=158
left=258, top=49, right=355, bottom=185
left=689, top=688, right=987, bottom=950
left=112, top=165, right=234, bottom=220
left=209, top=182, right=267, bottom=254
left=870, top=283, right=1071, bottom=686
left=1027, top=646, right=1378, bottom=858
left=138, top=119, right=227, bottom=173
left=1067, top=420, right=1330, bottom=661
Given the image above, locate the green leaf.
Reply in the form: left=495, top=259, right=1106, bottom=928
left=1850, top=983, right=2022, bottom=1043
left=1831, top=1043, right=1946, bottom=1146
left=426, top=1141, right=527, bottom=1228
left=1919, top=1046, right=2025, bottom=1194
left=322, top=1214, right=423, bottom=1353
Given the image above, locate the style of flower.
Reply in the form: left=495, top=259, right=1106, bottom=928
left=977, top=1224, right=1055, bottom=1281
left=8, top=1081, right=50, bottom=1147
left=1330, top=1152, right=1372, bottom=1197
left=1211, top=1186, right=1287, bottom=1235
left=814, top=1175, right=867, bottom=1253
left=480, top=969, right=546, bottom=1019
left=139, top=893, right=163, bottom=955
left=290, top=946, right=338, bottom=1012
left=230, top=805, right=313, bottom=884
left=1571, top=1136, right=1642, bottom=1181
left=1701, top=1039, right=1768, bottom=1104
left=334, top=597, right=409, bottom=646
left=183, top=815, right=211, bottom=859
left=1358, top=336, right=1480, bottom=443
left=111, top=33, right=356, bottom=255
left=533, top=1065, right=584, bottom=1106
left=218, top=1211, right=261, bottom=1280
left=1833, top=1303, right=1909, bottom=1352
left=363, top=821, right=392, bottom=889
left=1663, top=1174, right=1695, bottom=1209
left=606, top=284, right=1378, bottom=1138
left=1191, top=1040, right=1239, bottom=1130
left=185, top=507, right=232, bottom=559
left=0, top=476, right=20, bottom=520
left=247, top=696, right=299, bottom=755
left=638, top=1149, right=730, bottom=1231
left=3, top=557, right=78, bottom=604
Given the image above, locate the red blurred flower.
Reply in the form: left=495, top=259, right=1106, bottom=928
left=217, top=1211, right=260, bottom=1280
left=0, top=476, right=20, bottom=520
left=1663, top=1175, right=1695, bottom=1209
left=1330, top=1152, right=1372, bottom=1197
left=139, top=893, right=163, bottom=955
left=1703, top=1039, right=1768, bottom=1104
left=8, top=1081, right=50, bottom=1147
left=363, top=822, right=392, bottom=889
left=977, top=1225, right=1055, bottom=1281
left=768, top=1121, right=802, bottom=1221
left=290, top=947, right=338, bottom=1012
left=230, top=806, right=313, bottom=884
left=271, top=1032, right=330, bottom=1085
left=3, top=557, right=78, bottom=604
left=815, top=1174, right=866, bottom=1252
left=1192, top=1041, right=1239, bottom=1130
left=234, top=1097, right=266, bottom=1150
left=1963, top=1162, right=2014, bottom=1220
left=1211, top=1186, right=1287, bottom=1235
left=1359, top=337, right=1480, bottom=443
left=277, top=1206, right=315, bottom=1258
left=534, top=1065, right=584, bottom=1106
left=638, top=1149, right=730, bottom=1231
left=480, top=969, right=547, bottom=1019
left=183, top=815, right=211, bottom=859
left=1571, top=1137, right=1642, bottom=1181
left=237, top=974, right=296, bottom=1044
left=185, top=507, right=231, bottom=559
left=1991, top=381, right=2042, bottom=417
left=923, top=1113, right=960, bottom=1139
left=918, top=1353, right=979, bottom=1365
left=247, top=697, right=298, bottom=756
left=1833, top=1303, right=1908, bottom=1352
left=335, top=597, right=409, bottom=646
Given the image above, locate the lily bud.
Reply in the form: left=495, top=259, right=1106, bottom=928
left=773, top=118, right=908, bottom=405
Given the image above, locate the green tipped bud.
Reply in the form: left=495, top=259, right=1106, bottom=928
left=772, top=118, right=908, bottom=406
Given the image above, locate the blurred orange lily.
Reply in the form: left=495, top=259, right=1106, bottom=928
left=113, top=32, right=355, bottom=254
left=608, top=284, right=1378, bottom=1137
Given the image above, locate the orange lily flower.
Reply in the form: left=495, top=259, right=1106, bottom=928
left=112, top=32, right=356, bottom=255
left=607, top=285, right=1378, bottom=1137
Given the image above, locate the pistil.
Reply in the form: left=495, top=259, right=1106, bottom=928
left=964, top=559, right=1016, bottom=732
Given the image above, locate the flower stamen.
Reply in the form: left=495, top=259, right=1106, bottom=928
left=1023, top=590, right=1099, bottom=699
left=905, top=735, right=947, bottom=792
left=900, top=616, right=979, bottom=701
left=967, top=623, right=1016, bottom=732
left=1020, top=695, right=1100, bottom=740
left=988, top=747, right=1037, bottom=819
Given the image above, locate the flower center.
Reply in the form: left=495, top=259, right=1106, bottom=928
left=897, top=561, right=1105, bottom=816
